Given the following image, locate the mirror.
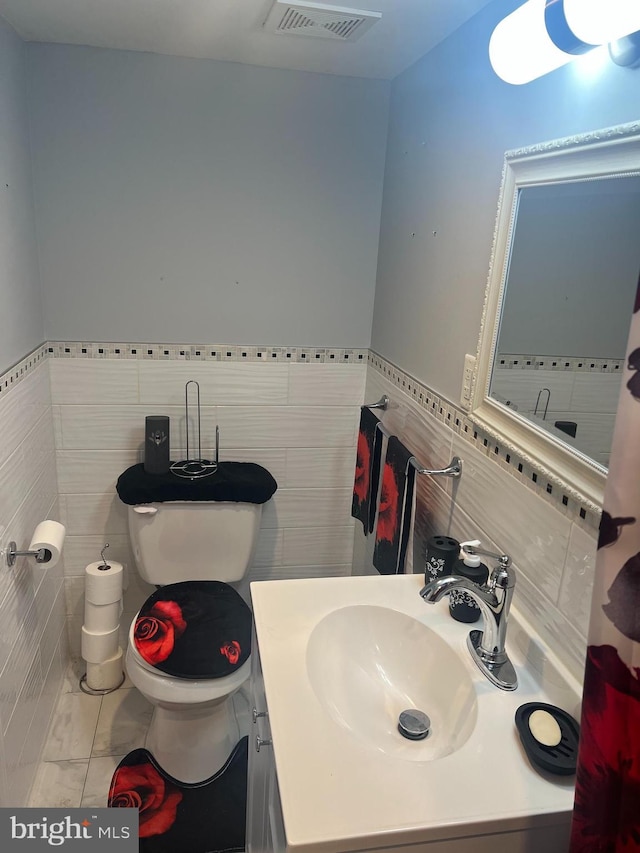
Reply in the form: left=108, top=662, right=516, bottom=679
left=471, top=122, right=640, bottom=511
left=491, top=176, right=640, bottom=466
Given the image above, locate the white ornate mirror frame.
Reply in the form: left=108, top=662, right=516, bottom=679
left=471, top=121, right=640, bottom=514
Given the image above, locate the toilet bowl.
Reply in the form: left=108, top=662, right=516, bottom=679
left=124, top=575, right=255, bottom=782
left=115, top=460, right=277, bottom=784
left=125, top=625, right=251, bottom=783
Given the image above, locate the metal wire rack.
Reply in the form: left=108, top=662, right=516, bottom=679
left=170, top=380, right=219, bottom=479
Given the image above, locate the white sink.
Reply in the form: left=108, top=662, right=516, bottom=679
left=251, top=574, right=581, bottom=852
left=306, top=604, right=477, bottom=761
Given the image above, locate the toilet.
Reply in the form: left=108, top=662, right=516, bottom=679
left=122, top=490, right=269, bottom=784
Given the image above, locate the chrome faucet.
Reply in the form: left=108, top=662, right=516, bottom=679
left=420, top=546, right=518, bottom=691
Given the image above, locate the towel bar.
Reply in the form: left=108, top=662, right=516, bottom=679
left=376, top=421, right=462, bottom=480
left=408, top=456, right=463, bottom=479
left=364, top=395, right=389, bottom=410
left=373, top=422, right=462, bottom=480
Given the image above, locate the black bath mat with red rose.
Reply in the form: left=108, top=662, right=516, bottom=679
left=134, top=581, right=251, bottom=678
left=108, top=736, right=248, bottom=852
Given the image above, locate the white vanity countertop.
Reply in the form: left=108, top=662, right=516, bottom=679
left=250, top=573, right=582, bottom=853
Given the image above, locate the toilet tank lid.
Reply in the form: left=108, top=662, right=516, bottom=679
left=116, top=462, right=278, bottom=506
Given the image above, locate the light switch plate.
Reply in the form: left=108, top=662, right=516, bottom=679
left=460, top=354, right=476, bottom=410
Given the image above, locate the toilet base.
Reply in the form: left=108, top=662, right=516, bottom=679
left=146, top=697, right=241, bottom=784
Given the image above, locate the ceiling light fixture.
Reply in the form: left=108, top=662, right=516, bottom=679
left=489, top=0, right=640, bottom=84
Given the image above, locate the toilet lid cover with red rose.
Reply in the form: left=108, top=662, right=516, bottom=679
left=133, top=581, right=251, bottom=679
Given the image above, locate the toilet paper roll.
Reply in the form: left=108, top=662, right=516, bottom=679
left=81, top=625, right=120, bottom=664
left=84, top=600, right=121, bottom=634
left=29, top=520, right=66, bottom=569
left=84, top=561, right=123, bottom=605
left=86, top=648, right=124, bottom=691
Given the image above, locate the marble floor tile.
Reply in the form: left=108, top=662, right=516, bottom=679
left=60, top=658, right=87, bottom=693
left=62, top=657, right=133, bottom=694
left=42, top=692, right=102, bottom=761
left=81, top=755, right=125, bottom=807
left=28, top=759, right=89, bottom=808
left=91, top=688, right=153, bottom=758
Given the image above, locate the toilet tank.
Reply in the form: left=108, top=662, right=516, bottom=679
left=128, top=502, right=263, bottom=585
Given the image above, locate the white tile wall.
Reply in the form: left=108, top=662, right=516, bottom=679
left=51, top=357, right=365, bottom=651
left=559, top=523, right=597, bottom=638
left=490, top=369, right=574, bottom=412
left=492, top=367, right=622, bottom=466
left=215, top=406, right=356, bottom=448
left=288, top=364, right=366, bottom=405
left=49, top=360, right=139, bottom=404
left=285, top=447, right=356, bottom=489
left=138, top=361, right=290, bottom=406
left=570, top=371, right=624, bottom=412
left=356, top=364, right=597, bottom=683
left=0, top=360, right=68, bottom=806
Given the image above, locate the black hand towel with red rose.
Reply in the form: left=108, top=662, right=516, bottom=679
left=351, top=407, right=383, bottom=534
left=109, top=736, right=248, bottom=853
left=133, top=581, right=251, bottom=679
left=373, top=436, right=416, bottom=575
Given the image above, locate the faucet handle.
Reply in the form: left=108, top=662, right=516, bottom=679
left=463, top=544, right=511, bottom=568
left=463, top=544, right=514, bottom=590
left=490, top=561, right=516, bottom=590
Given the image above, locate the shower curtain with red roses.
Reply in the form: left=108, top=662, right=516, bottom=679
left=569, top=283, right=640, bottom=851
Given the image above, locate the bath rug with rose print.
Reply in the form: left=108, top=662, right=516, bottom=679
left=108, top=735, right=248, bottom=852
left=134, top=580, right=252, bottom=679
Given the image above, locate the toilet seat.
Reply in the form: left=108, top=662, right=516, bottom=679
left=126, top=639, right=251, bottom=704
left=132, top=580, right=252, bottom=680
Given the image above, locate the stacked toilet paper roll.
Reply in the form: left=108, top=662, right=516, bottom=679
left=81, top=560, right=124, bottom=691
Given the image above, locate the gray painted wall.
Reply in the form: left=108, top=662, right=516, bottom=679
left=0, top=16, right=43, bottom=373
left=372, top=0, right=640, bottom=404
left=27, top=45, right=390, bottom=348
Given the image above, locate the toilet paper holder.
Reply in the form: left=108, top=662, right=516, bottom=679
left=6, top=541, right=49, bottom=568
left=5, top=520, right=66, bottom=568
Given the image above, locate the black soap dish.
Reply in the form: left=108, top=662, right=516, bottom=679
left=515, top=702, right=580, bottom=776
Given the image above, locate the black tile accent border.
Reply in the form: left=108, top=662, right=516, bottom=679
left=0, top=340, right=600, bottom=531
left=43, top=342, right=368, bottom=363
left=496, top=352, right=623, bottom=374
left=367, top=350, right=600, bottom=531
left=0, top=344, right=48, bottom=397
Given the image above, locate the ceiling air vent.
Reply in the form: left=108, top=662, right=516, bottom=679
left=263, top=1, right=382, bottom=42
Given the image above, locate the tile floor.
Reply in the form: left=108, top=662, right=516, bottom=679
left=28, top=658, right=253, bottom=810
left=28, top=658, right=153, bottom=809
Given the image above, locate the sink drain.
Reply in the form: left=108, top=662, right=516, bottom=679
left=398, top=709, right=431, bottom=740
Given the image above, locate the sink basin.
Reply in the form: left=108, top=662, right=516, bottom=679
left=306, top=604, right=477, bottom=761
left=253, top=575, right=582, bottom=851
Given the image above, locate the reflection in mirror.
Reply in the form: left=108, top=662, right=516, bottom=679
left=472, top=122, right=640, bottom=510
left=490, top=177, right=640, bottom=468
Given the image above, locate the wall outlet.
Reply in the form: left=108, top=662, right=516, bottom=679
left=460, top=354, right=476, bottom=410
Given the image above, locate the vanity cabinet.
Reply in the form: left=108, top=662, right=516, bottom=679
left=246, top=627, right=285, bottom=853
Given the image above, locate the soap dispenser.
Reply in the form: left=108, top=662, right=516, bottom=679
left=449, top=540, right=489, bottom=623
